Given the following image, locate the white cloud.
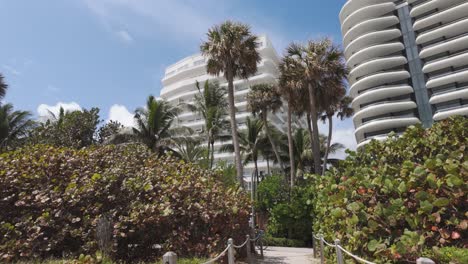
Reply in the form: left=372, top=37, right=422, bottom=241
left=107, top=104, right=135, bottom=127
left=37, top=102, right=82, bottom=120
left=116, top=30, right=134, bottom=44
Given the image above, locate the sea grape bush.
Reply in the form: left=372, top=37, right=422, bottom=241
left=311, top=117, right=467, bottom=263
left=0, top=144, right=250, bottom=262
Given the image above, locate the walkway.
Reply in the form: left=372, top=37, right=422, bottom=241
left=257, top=246, right=316, bottom=264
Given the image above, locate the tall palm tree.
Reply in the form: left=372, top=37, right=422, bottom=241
left=320, top=93, right=353, bottom=175
left=284, top=39, right=347, bottom=175
left=188, top=80, right=230, bottom=169
left=0, top=73, right=7, bottom=101
left=247, top=83, right=284, bottom=172
left=279, top=56, right=303, bottom=187
left=133, top=95, right=181, bottom=155
left=201, top=21, right=261, bottom=187
left=0, top=103, right=34, bottom=151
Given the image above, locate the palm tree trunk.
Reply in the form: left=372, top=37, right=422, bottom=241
left=254, top=158, right=259, bottom=201
left=322, top=115, right=333, bottom=175
left=263, top=113, right=284, bottom=173
left=308, top=83, right=322, bottom=175
left=226, top=72, right=244, bottom=187
left=287, top=101, right=295, bottom=187
left=306, top=112, right=314, bottom=160
left=211, top=141, right=215, bottom=169
left=207, top=135, right=212, bottom=169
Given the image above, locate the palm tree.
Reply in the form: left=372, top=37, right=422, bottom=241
left=201, top=21, right=261, bottom=187
left=247, top=83, right=285, bottom=173
left=284, top=39, right=347, bottom=175
left=0, top=73, right=7, bottom=101
left=291, top=128, right=345, bottom=178
left=279, top=56, right=303, bottom=187
left=188, top=81, right=230, bottom=169
left=320, top=93, right=353, bottom=175
left=0, top=103, right=34, bottom=151
left=171, top=136, right=207, bottom=164
left=133, top=95, right=181, bottom=155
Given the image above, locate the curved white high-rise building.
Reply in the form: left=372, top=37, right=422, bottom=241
left=340, top=0, right=468, bottom=148
left=160, top=36, right=297, bottom=180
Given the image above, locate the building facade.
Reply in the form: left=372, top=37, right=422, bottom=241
left=160, top=36, right=296, bottom=180
left=340, top=0, right=468, bottom=148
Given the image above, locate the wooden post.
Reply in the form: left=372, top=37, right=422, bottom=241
left=228, top=238, right=235, bottom=264
left=319, top=235, right=325, bottom=264
left=259, top=232, right=264, bottom=258
left=335, top=239, right=344, bottom=264
left=416, top=258, right=435, bottom=264
left=162, top=251, right=177, bottom=264
left=246, top=235, right=252, bottom=263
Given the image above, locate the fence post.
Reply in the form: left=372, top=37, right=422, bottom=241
left=312, top=232, right=317, bottom=258
left=228, top=238, right=235, bottom=264
left=335, top=239, right=344, bottom=264
left=417, top=257, right=435, bottom=264
left=162, top=251, right=177, bottom=264
left=246, top=235, right=252, bottom=263
left=319, top=235, right=324, bottom=264
left=259, top=232, right=264, bottom=258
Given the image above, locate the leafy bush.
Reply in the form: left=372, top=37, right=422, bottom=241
left=423, top=247, right=468, bottom=264
left=311, top=117, right=467, bottom=263
left=256, top=175, right=314, bottom=245
left=0, top=144, right=250, bottom=262
left=264, top=235, right=306, bottom=248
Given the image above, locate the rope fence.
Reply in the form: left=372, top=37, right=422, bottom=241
left=312, top=232, right=435, bottom=264
left=162, top=232, right=264, bottom=264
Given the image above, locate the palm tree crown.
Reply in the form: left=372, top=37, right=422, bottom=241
left=0, top=73, right=7, bottom=101
left=0, top=103, right=34, bottom=151
left=133, top=95, right=181, bottom=155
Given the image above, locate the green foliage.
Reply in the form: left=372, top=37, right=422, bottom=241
left=256, top=175, right=314, bottom=245
left=264, top=235, right=306, bottom=248
left=0, top=144, right=250, bottom=262
left=96, top=121, right=123, bottom=144
left=311, top=117, right=468, bottom=263
left=30, top=107, right=101, bottom=148
left=214, top=160, right=238, bottom=189
left=423, top=247, right=468, bottom=264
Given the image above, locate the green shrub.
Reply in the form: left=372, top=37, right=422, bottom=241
left=256, top=175, right=314, bottom=245
left=0, top=144, right=250, bottom=262
left=311, top=117, right=467, bottom=263
left=264, top=235, right=306, bottom=248
left=423, top=247, right=468, bottom=264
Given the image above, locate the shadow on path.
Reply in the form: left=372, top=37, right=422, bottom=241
left=256, top=246, right=314, bottom=264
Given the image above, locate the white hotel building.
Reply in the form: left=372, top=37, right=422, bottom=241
left=160, top=36, right=295, bottom=178
left=340, top=0, right=468, bottom=148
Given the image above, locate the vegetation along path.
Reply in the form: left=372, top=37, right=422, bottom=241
left=257, top=246, right=315, bottom=264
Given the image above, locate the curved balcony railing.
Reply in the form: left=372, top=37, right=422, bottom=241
left=359, top=98, right=413, bottom=111
left=361, top=114, right=416, bottom=126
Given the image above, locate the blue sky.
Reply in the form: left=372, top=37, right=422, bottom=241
left=0, top=0, right=355, bottom=153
